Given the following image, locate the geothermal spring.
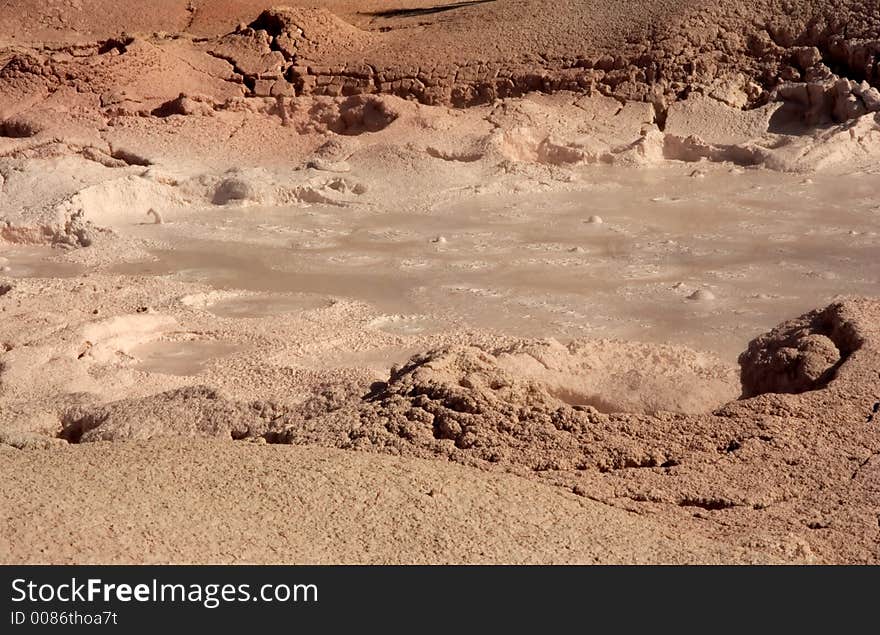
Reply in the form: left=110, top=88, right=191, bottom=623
left=1, top=1, right=880, bottom=563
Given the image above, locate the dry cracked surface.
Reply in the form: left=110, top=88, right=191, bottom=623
left=3, top=1, right=880, bottom=109
left=3, top=2, right=880, bottom=121
left=1, top=1, right=880, bottom=564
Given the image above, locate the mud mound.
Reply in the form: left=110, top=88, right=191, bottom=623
left=61, top=303, right=867, bottom=472
left=272, top=348, right=619, bottom=470
left=249, top=7, right=375, bottom=60
left=0, top=115, right=42, bottom=138
left=59, top=334, right=736, bottom=471
left=269, top=341, right=741, bottom=472
left=43, top=300, right=880, bottom=561
left=60, top=386, right=282, bottom=443
left=212, top=174, right=258, bottom=205
left=199, top=8, right=374, bottom=99
left=739, top=302, right=864, bottom=398
left=294, top=95, right=399, bottom=134
left=270, top=300, right=879, bottom=471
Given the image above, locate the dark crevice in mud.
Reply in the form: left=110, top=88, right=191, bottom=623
left=261, top=431, right=289, bottom=445
left=598, top=456, right=678, bottom=472
left=150, top=97, right=185, bottom=118
left=182, top=1, right=198, bottom=33
left=149, top=94, right=220, bottom=118
left=806, top=520, right=831, bottom=530
left=109, top=147, right=152, bottom=166
left=0, top=283, right=13, bottom=297
left=250, top=10, right=296, bottom=42
left=722, top=439, right=742, bottom=453
left=57, top=414, right=92, bottom=444
left=652, top=102, right=669, bottom=131
left=0, top=119, right=40, bottom=138
left=97, top=37, right=132, bottom=55
left=203, top=50, right=251, bottom=89
left=678, top=497, right=738, bottom=511
left=364, top=0, right=496, bottom=20
left=850, top=452, right=879, bottom=480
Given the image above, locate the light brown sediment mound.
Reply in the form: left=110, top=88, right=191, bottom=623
left=270, top=299, right=880, bottom=562
left=48, top=299, right=880, bottom=562
left=60, top=336, right=739, bottom=449
left=738, top=302, right=864, bottom=398
left=59, top=385, right=284, bottom=443
left=211, top=175, right=258, bottom=205
left=247, top=6, right=376, bottom=60
left=295, top=94, right=399, bottom=134
left=267, top=300, right=876, bottom=478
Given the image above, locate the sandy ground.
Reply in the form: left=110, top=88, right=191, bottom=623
left=1, top=439, right=786, bottom=564
left=1, top=1, right=880, bottom=564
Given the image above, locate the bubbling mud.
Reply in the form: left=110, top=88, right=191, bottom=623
left=103, top=165, right=880, bottom=362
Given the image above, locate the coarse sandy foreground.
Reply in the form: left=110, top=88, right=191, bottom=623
left=1, top=439, right=791, bottom=564
left=1, top=1, right=880, bottom=564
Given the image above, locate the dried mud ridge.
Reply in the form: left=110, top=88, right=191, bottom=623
left=3, top=5, right=880, bottom=123
left=57, top=299, right=880, bottom=563
left=269, top=7, right=880, bottom=117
